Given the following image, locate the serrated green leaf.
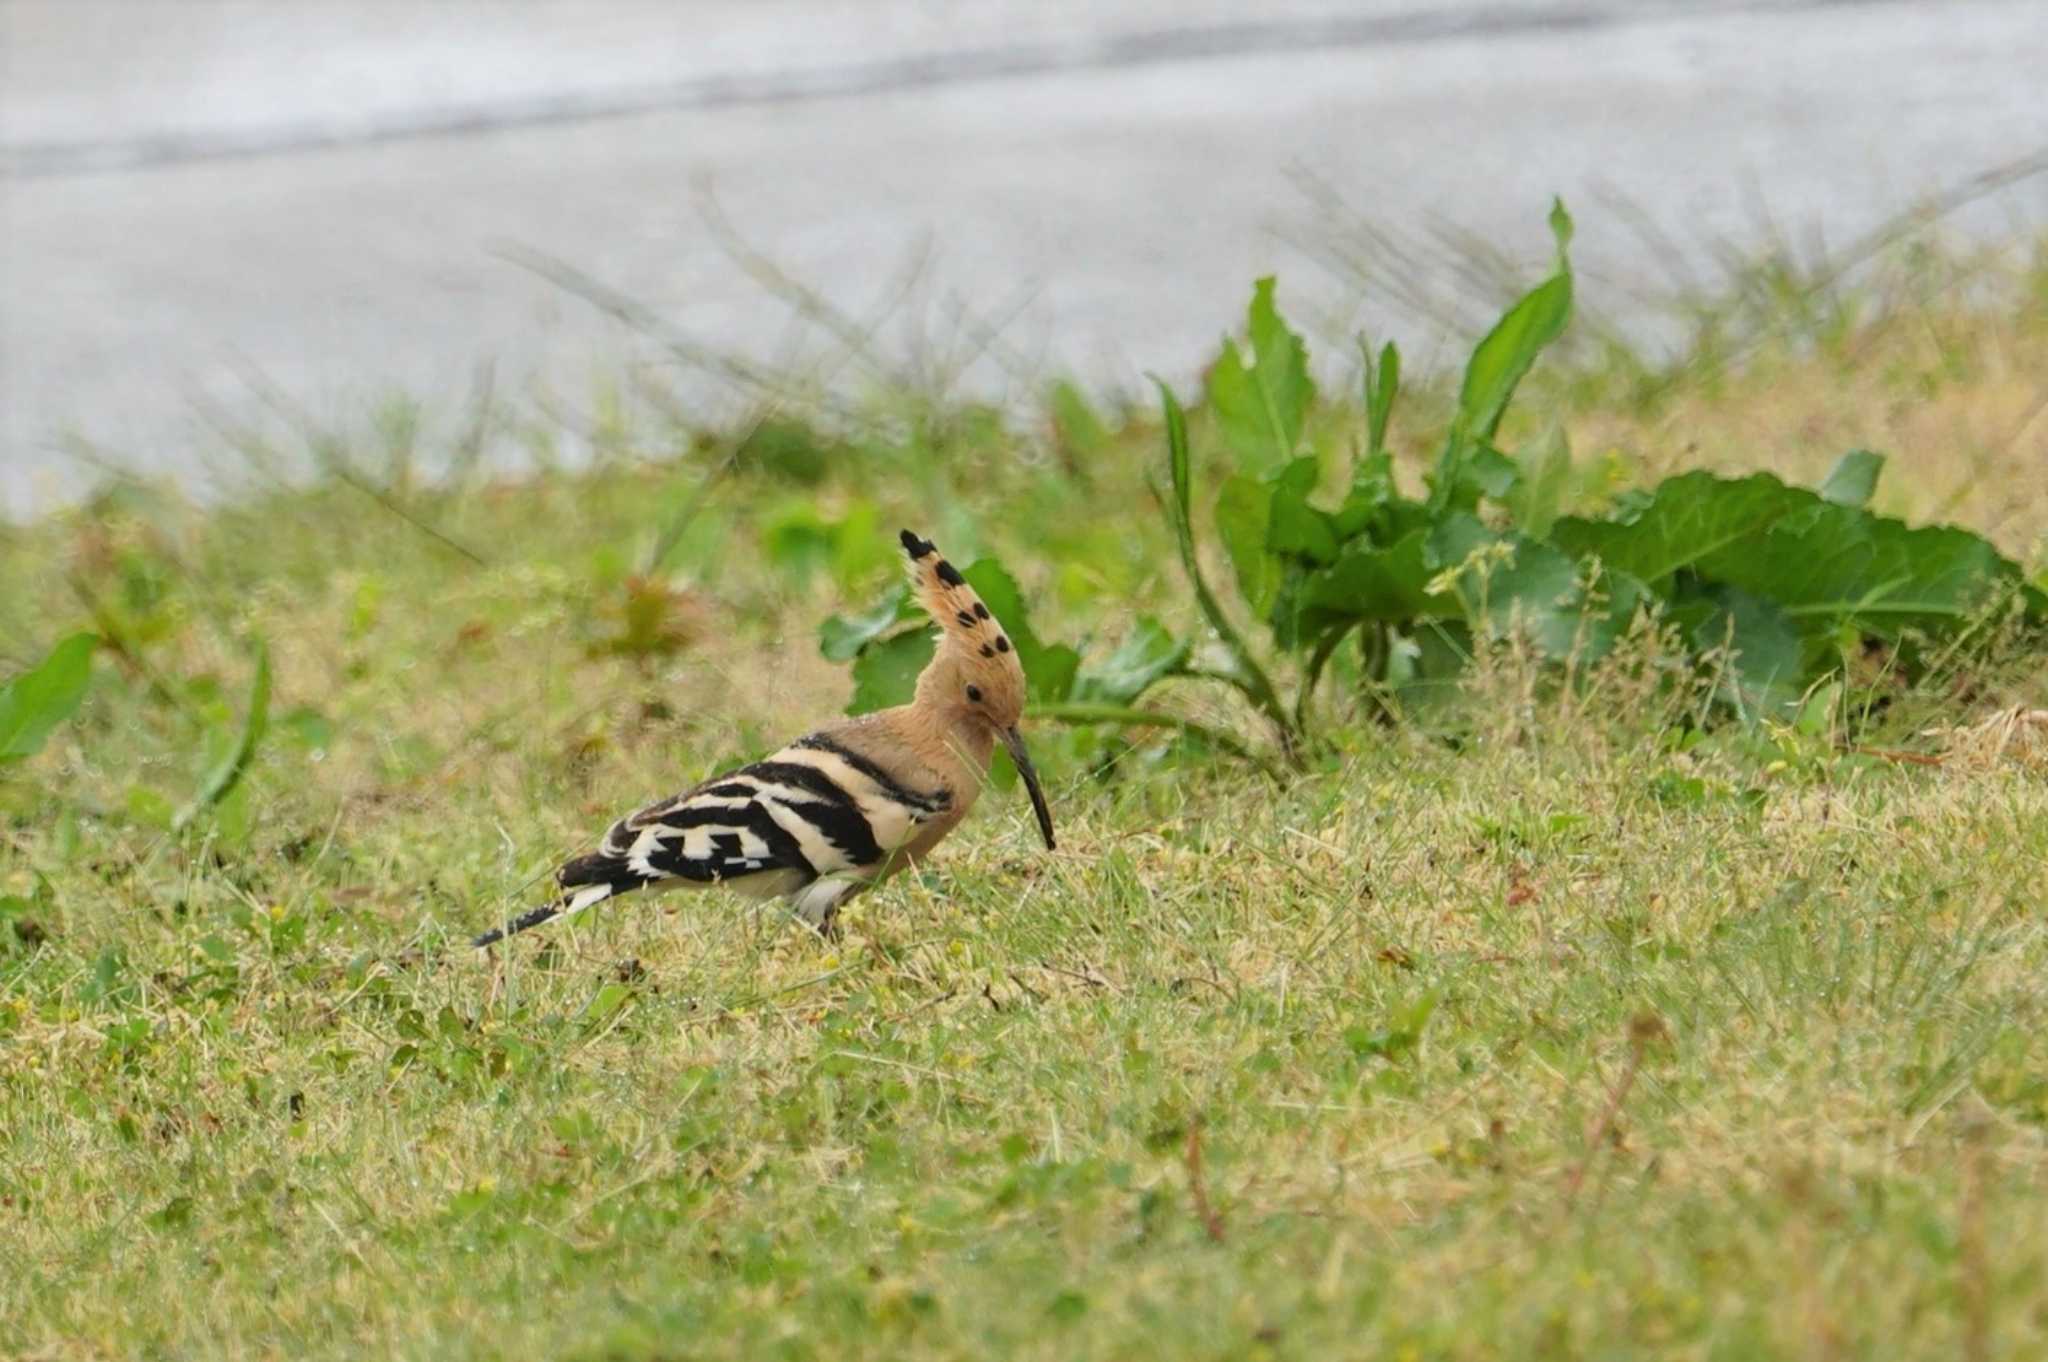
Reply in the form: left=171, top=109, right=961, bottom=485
left=1701, top=503, right=2018, bottom=636
left=819, top=586, right=914, bottom=662
left=846, top=630, right=932, bottom=715
left=1214, top=474, right=1277, bottom=615
left=1553, top=470, right=2025, bottom=638
left=961, top=560, right=1078, bottom=704
left=1550, top=472, right=1800, bottom=586
left=1075, top=619, right=1188, bottom=705
left=1266, top=458, right=1340, bottom=565
left=1819, top=449, right=1884, bottom=508
left=0, top=633, right=97, bottom=764
left=1207, top=277, right=1315, bottom=470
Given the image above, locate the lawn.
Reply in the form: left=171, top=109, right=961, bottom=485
left=1, top=231, right=2045, bottom=1359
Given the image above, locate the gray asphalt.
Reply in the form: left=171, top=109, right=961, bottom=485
left=3, top=0, right=2045, bottom=515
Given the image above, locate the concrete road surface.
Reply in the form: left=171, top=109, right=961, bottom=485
left=3, top=0, right=2045, bottom=514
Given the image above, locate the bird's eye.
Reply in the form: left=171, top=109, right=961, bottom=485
left=965, top=685, right=984, bottom=704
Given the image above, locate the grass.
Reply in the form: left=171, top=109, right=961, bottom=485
left=2, top=232, right=2047, bottom=1359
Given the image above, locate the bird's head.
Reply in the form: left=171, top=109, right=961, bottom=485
left=899, top=528, right=1054, bottom=850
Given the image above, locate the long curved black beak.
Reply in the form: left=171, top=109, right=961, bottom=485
left=1002, top=726, right=1056, bottom=851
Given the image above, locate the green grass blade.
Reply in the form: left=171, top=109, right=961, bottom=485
left=174, top=642, right=271, bottom=831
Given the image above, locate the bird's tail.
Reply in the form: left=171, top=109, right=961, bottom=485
left=472, top=880, right=616, bottom=949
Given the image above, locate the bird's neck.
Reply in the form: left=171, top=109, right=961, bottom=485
left=874, top=701, right=993, bottom=793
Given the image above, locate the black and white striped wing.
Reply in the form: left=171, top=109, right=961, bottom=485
left=555, top=734, right=951, bottom=904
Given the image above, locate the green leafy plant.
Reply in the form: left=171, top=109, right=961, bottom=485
left=821, top=203, right=2042, bottom=769
left=0, top=633, right=98, bottom=766
left=1142, top=202, right=2041, bottom=758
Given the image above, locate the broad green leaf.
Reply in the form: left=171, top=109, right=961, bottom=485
left=1503, top=427, right=1573, bottom=539
left=1677, top=583, right=1807, bottom=716
left=1455, top=267, right=1572, bottom=448
left=1214, top=474, right=1277, bottom=615
left=1424, top=512, right=1498, bottom=573
left=1819, top=449, right=1884, bottom=508
left=1431, top=516, right=1651, bottom=662
left=1075, top=619, right=1188, bottom=705
left=819, top=586, right=914, bottom=662
left=0, top=633, right=98, bottom=763
left=1266, top=564, right=1319, bottom=651
left=1302, top=529, right=1450, bottom=628
left=1457, top=446, right=1520, bottom=505
left=1429, top=516, right=1577, bottom=656
left=174, top=644, right=271, bottom=832
left=961, top=560, right=1079, bottom=704
left=846, top=630, right=931, bottom=715
left=1473, top=541, right=1581, bottom=653
left=1477, top=540, right=1650, bottom=661
left=1431, top=220, right=1573, bottom=513
left=1266, top=458, right=1340, bottom=565
left=1555, top=470, right=2026, bottom=638
left=1207, top=277, right=1315, bottom=470
left=1698, top=502, right=2020, bottom=637
left=1575, top=568, right=1657, bottom=661
left=1550, top=472, right=1802, bottom=586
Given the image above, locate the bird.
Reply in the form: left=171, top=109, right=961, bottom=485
left=474, top=529, right=1056, bottom=948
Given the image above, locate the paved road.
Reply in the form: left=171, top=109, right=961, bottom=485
left=3, top=0, right=2045, bottom=514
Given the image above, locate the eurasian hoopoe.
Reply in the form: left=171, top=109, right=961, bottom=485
left=474, top=530, right=1056, bottom=948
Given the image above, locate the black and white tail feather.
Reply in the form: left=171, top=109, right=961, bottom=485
left=472, top=733, right=950, bottom=948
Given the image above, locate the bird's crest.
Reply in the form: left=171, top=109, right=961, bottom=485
left=898, top=528, right=1027, bottom=726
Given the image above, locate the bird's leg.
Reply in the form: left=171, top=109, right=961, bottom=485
left=793, top=875, right=860, bottom=941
